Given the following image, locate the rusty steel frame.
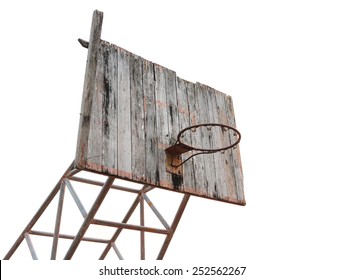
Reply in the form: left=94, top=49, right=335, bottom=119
left=24, top=233, right=38, bottom=260
left=64, top=175, right=116, bottom=259
left=112, top=243, right=124, bottom=260
left=29, top=230, right=110, bottom=243
left=140, top=195, right=145, bottom=260
left=4, top=161, right=190, bottom=260
left=51, top=181, right=66, bottom=259
left=64, top=178, right=88, bottom=218
left=3, top=161, right=75, bottom=260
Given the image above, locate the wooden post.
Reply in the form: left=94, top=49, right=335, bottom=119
left=76, top=10, right=103, bottom=167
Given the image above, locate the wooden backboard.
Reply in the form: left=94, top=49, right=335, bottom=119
left=76, top=11, right=245, bottom=205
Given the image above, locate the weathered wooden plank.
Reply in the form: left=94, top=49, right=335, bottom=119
left=205, top=86, right=228, bottom=199
left=176, top=77, right=195, bottom=191
left=184, top=81, right=198, bottom=192
left=102, top=42, right=118, bottom=175
left=76, top=10, right=103, bottom=168
left=184, top=81, right=197, bottom=191
left=86, top=42, right=104, bottom=172
left=117, top=47, right=132, bottom=179
left=143, top=59, right=159, bottom=185
left=154, top=64, right=171, bottom=187
left=165, top=68, right=184, bottom=190
left=196, top=83, right=217, bottom=196
left=165, top=69, right=179, bottom=145
left=214, top=90, right=237, bottom=200
left=225, top=95, right=245, bottom=204
left=189, top=83, right=206, bottom=195
left=130, top=53, right=145, bottom=181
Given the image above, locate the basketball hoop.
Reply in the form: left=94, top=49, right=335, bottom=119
left=165, top=123, right=241, bottom=175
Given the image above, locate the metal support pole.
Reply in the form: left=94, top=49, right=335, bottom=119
left=30, top=230, right=110, bottom=243
left=64, top=176, right=115, bottom=259
left=142, top=193, right=170, bottom=229
left=65, top=178, right=88, bottom=218
left=25, top=233, right=38, bottom=260
left=140, top=195, right=145, bottom=260
left=157, top=194, right=190, bottom=260
left=92, top=219, right=168, bottom=234
left=51, top=181, right=66, bottom=259
left=3, top=161, right=76, bottom=260
left=67, top=169, right=81, bottom=177
left=112, top=243, right=124, bottom=260
left=68, top=176, right=140, bottom=194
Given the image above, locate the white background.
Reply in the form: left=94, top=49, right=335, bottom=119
left=1, top=0, right=343, bottom=279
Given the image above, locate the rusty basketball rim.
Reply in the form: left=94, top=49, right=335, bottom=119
left=165, top=123, right=241, bottom=168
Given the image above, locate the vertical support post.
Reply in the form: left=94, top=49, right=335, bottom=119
left=140, top=195, right=145, bottom=260
left=51, top=181, right=66, bottom=259
left=157, top=194, right=190, bottom=260
left=64, top=176, right=115, bottom=259
left=25, top=233, right=38, bottom=260
left=3, top=161, right=75, bottom=260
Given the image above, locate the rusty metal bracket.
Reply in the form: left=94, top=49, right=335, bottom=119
left=165, top=142, right=193, bottom=175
